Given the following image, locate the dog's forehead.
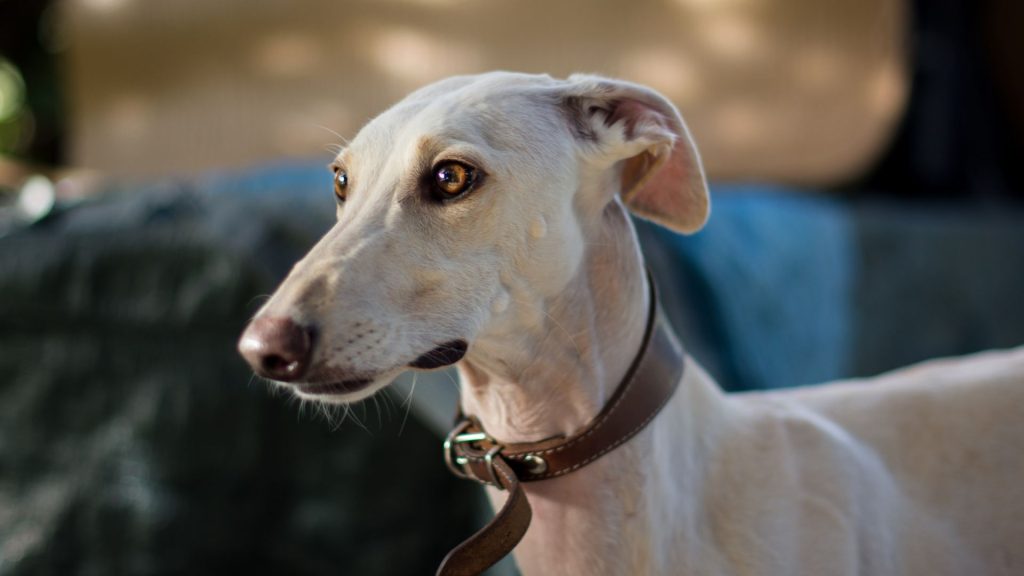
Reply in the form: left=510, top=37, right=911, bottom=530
left=348, top=73, right=563, bottom=157
left=404, top=72, right=561, bottom=117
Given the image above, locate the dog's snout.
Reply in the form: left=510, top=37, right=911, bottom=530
left=239, top=316, right=314, bottom=382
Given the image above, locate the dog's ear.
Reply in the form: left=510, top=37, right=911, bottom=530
left=562, top=75, right=709, bottom=234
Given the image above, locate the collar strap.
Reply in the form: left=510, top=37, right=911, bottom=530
left=437, top=273, right=686, bottom=576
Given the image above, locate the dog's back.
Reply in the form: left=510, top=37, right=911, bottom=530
left=726, top=347, right=1024, bottom=574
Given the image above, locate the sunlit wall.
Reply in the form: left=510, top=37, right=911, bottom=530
left=61, top=0, right=907, bottom=185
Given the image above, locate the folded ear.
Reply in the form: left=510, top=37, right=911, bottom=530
left=562, top=75, right=710, bottom=234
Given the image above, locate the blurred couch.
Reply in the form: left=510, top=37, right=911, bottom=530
left=0, top=165, right=488, bottom=575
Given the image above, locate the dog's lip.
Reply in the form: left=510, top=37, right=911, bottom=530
left=295, top=378, right=375, bottom=396
left=409, top=339, right=469, bottom=369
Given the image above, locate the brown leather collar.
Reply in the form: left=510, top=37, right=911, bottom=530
left=437, top=274, right=686, bottom=576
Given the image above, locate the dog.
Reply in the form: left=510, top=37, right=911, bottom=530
left=238, top=72, right=1024, bottom=575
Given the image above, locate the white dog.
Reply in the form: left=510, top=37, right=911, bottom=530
left=239, top=72, right=1024, bottom=575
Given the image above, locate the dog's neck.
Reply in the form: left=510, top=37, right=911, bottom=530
left=457, top=198, right=650, bottom=444
left=455, top=195, right=732, bottom=574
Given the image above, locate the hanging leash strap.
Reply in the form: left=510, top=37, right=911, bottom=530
left=437, top=274, right=686, bottom=575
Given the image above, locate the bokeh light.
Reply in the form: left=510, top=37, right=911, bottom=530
left=0, top=57, right=32, bottom=156
left=0, top=58, right=27, bottom=123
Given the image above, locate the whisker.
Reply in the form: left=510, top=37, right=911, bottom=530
left=373, top=395, right=384, bottom=430
left=442, top=368, right=461, bottom=391
left=346, top=402, right=371, bottom=434
left=246, top=294, right=272, bottom=310
left=313, top=123, right=350, bottom=144
left=398, top=373, right=418, bottom=437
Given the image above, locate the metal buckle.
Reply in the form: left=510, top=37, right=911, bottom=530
left=443, top=420, right=504, bottom=487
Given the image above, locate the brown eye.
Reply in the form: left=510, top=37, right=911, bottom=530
left=432, top=161, right=477, bottom=200
left=333, top=169, right=349, bottom=202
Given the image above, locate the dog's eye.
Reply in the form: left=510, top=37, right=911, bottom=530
left=432, top=161, right=477, bottom=200
left=333, top=169, right=349, bottom=202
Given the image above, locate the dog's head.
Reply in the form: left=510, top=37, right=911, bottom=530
left=238, top=72, right=708, bottom=403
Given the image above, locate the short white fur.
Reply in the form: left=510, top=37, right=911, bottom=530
left=249, top=72, right=1024, bottom=575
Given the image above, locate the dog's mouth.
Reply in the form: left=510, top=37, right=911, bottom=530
left=287, top=339, right=468, bottom=402
left=294, top=378, right=375, bottom=396
left=408, top=340, right=469, bottom=369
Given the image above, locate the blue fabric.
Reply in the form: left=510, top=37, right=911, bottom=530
left=637, top=186, right=854, bottom=391
left=195, top=160, right=328, bottom=200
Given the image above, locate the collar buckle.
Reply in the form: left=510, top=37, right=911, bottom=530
left=443, top=419, right=504, bottom=487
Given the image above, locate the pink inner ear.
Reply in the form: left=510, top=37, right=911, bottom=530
left=568, top=76, right=709, bottom=234
left=634, top=138, right=690, bottom=213
left=624, top=136, right=709, bottom=234
left=621, top=151, right=652, bottom=193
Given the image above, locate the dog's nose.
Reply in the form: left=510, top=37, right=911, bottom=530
left=238, top=316, right=314, bottom=382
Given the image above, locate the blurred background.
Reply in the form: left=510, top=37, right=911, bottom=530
left=1, top=0, right=1022, bottom=574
